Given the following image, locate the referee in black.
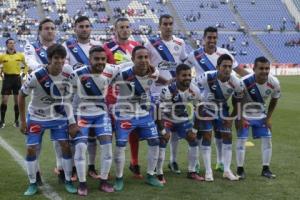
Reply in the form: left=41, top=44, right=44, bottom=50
left=0, top=38, right=28, bottom=128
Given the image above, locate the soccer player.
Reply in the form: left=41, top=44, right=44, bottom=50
left=24, top=18, right=56, bottom=71
left=63, top=15, right=102, bottom=179
left=145, top=14, right=188, bottom=174
left=0, top=38, right=28, bottom=128
left=157, top=63, right=204, bottom=184
left=18, top=44, right=77, bottom=196
left=186, top=26, right=249, bottom=172
left=23, top=18, right=61, bottom=184
left=102, top=17, right=142, bottom=178
left=195, top=54, right=244, bottom=181
left=112, top=46, right=163, bottom=191
left=70, top=46, right=119, bottom=195
left=236, top=56, right=280, bottom=179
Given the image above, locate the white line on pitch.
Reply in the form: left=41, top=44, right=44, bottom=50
left=0, top=135, right=62, bottom=200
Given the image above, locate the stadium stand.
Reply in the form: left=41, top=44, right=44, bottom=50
left=0, top=0, right=299, bottom=65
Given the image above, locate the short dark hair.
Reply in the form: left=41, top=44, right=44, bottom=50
left=5, top=38, right=14, bottom=45
left=254, top=56, right=270, bottom=67
left=75, top=16, right=90, bottom=25
left=204, top=26, right=218, bottom=37
left=132, top=45, right=147, bottom=58
left=114, top=17, right=129, bottom=27
left=176, top=63, right=191, bottom=75
left=47, top=44, right=67, bottom=60
left=38, top=18, right=55, bottom=31
left=159, top=14, right=173, bottom=26
left=89, top=45, right=105, bottom=56
left=217, top=54, right=233, bottom=66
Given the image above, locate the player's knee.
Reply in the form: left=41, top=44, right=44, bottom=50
left=201, top=132, right=212, bottom=146
left=186, top=131, right=197, bottom=143
left=59, top=141, right=71, bottom=155
left=26, top=145, right=37, bottom=158
left=222, top=133, right=232, bottom=144
left=159, top=138, right=168, bottom=148
left=147, top=138, right=159, bottom=146
left=98, top=135, right=112, bottom=145
left=262, top=137, right=272, bottom=149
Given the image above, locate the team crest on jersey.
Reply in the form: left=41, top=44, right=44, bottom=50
left=44, top=81, right=51, bottom=88
left=227, top=88, right=233, bottom=94
left=211, top=84, right=217, bottom=90
left=265, top=89, right=271, bottom=95
left=73, top=47, right=78, bottom=53
left=174, top=45, right=179, bottom=51
left=40, top=52, right=45, bottom=57
left=147, top=80, right=153, bottom=85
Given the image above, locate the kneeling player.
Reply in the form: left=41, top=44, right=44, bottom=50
left=157, top=64, right=204, bottom=184
left=70, top=46, right=120, bottom=195
left=19, top=44, right=77, bottom=196
left=236, top=57, right=280, bottom=179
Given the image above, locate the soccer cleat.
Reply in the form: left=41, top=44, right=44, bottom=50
left=13, top=121, right=19, bottom=128
left=223, top=171, right=239, bottom=181
left=195, top=163, right=201, bottom=174
left=113, top=177, right=124, bottom=191
left=64, top=181, right=77, bottom=194
left=0, top=121, right=5, bottom=128
left=187, top=172, right=205, bottom=181
left=36, top=171, right=43, bottom=186
left=215, top=163, right=224, bottom=172
left=261, top=167, right=276, bottom=179
left=24, top=183, right=38, bottom=196
left=168, top=162, right=181, bottom=174
left=237, top=167, right=246, bottom=180
left=157, top=174, right=167, bottom=184
left=129, top=164, right=143, bottom=179
left=205, top=171, right=214, bottom=182
left=77, top=182, right=88, bottom=196
left=99, top=179, right=114, bottom=193
left=88, top=165, right=100, bottom=179
left=146, top=174, right=164, bottom=188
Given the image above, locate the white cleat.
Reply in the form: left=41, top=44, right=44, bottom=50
left=223, top=171, right=239, bottom=181
left=205, top=171, right=214, bottom=182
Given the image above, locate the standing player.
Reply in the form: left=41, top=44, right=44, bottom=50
left=112, top=46, right=163, bottom=191
left=0, top=38, right=28, bottom=128
left=102, top=17, right=142, bottom=178
left=186, top=26, right=248, bottom=172
left=63, top=16, right=102, bottom=179
left=70, top=46, right=119, bottom=195
left=18, top=44, right=77, bottom=196
left=145, top=14, right=188, bottom=174
left=24, top=18, right=56, bottom=71
left=236, top=57, right=280, bottom=179
left=195, top=54, right=244, bottom=181
left=157, top=64, right=204, bottom=184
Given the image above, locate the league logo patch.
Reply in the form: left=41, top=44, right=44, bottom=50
left=174, top=45, right=179, bottom=51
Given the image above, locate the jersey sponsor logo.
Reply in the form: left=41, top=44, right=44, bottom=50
left=78, top=119, right=88, bottom=127
left=39, top=52, right=46, bottom=57
left=72, top=47, right=78, bottom=53
left=210, top=84, right=217, bottom=91
left=250, top=88, right=256, bottom=94
left=29, top=124, right=42, bottom=134
left=40, top=96, right=55, bottom=104
left=120, top=120, right=132, bottom=129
